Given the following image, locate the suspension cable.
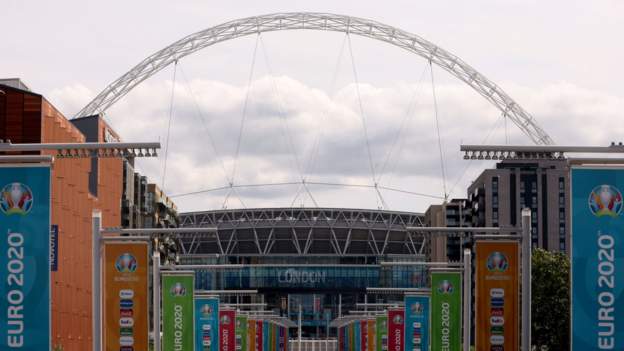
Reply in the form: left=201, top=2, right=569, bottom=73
left=177, top=65, right=231, bottom=184
left=171, top=181, right=444, bottom=200
left=258, top=35, right=318, bottom=207
left=346, top=34, right=386, bottom=208
left=429, top=60, right=448, bottom=201
left=447, top=112, right=506, bottom=196
left=227, top=34, right=261, bottom=208
left=291, top=34, right=349, bottom=207
left=376, top=63, right=429, bottom=184
left=161, top=60, right=178, bottom=192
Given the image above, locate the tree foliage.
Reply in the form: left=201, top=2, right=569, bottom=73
left=531, top=248, right=570, bottom=350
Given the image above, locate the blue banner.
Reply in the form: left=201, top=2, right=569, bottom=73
left=195, top=296, right=219, bottom=351
left=405, top=295, right=429, bottom=351
left=263, top=321, right=270, bottom=351
left=572, top=168, right=624, bottom=350
left=0, top=165, right=51, bottom=350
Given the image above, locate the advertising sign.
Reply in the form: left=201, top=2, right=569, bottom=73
left=339, top=327, right=345, bottom=351
left=367, top=319, right=375, bottom=351
left=475, top=241, right=519, bottom=351
left=163, top=272, right=195, bottom=351
left=405, top=294, right=430, bottom=351
left=50, top=224, right=58, bottom=271
left=103, top=242, right=149, bottom=351
left=375, top=315, right=388, bottom=351
left=195, top=296, right=219, bottom=351
left=269, top=323, right=276, bottom=351
left=256, top=320, right=263, bottom=351
left=431, top=271, right=461, bottom=351
left=236, top=315, right=248, bottom=351
left=0, top=165, right=50, bottom=350
left=278, top=326, right=284, bottom=351
left=387, top=308, right=404, bottom=351
left=220, top=309, right=237, bottom=351
left=571, top=168, right=624, bottom=350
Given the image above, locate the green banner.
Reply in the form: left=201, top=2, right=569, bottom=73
left=431, top=271, right=461, bottom=351
left=236, top=315, right=248, bottom=351
left=163, top=273, right=195, bottom=351
left=375, top=316, right=387, bottom=351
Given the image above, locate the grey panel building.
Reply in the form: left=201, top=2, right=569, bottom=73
left=467, top=159, right=570, bottom=252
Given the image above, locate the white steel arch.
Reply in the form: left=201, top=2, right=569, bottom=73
left=76, top=12, right=554, bottom=145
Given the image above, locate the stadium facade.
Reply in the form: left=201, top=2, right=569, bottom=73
left=178, top=207, right=428, bottom=338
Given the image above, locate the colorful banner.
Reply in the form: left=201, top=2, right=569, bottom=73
left=220, top=309, right=236, bottom=351
left=263, top=321, right=269, bottom=351
left=195, top=296, right=219, bottom=351
left=475, top=241, right=519, bottom=351
left=278, top=326, right=284, bottom=351
left=0, top=165, right=50, bottom=350
left=103, top=242, right=149, bottom=351
left=339, top=326, right=344, bottom=351
left=163, top=273, right=195, bottom=351
left=431, top=271, right=461, bottom=351
left=367, top=319, right=375, bottom=351
left=405, top=294, right=430, bottom=351
left=256, top=320, right=264, bottom=351
left=236, top=315, right=248, bottom=351
left=248, top=319, right=257, bottom=351
left=375, top=315, right=388, bottom=351
left=361, top=320, right=367, bottom=351
left=387, top=308, right=404, bottom=351
left=270, top=323, right=276, bottom=351
left=355, top=319, right=362, bottom=351
left=349, top=323, right=355, bottom=351
left=571, top=168, right=624, bottom=350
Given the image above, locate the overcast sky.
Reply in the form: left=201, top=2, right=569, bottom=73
left=2, top=1, right=623, bottom=213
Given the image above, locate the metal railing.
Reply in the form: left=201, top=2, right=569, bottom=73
left=290, top=339, right=337, bottom=351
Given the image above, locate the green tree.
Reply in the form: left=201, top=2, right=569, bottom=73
left=531, top=248, right=570, bottom=350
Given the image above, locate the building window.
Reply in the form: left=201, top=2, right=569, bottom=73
left=559, top=177, right=565, bottom=191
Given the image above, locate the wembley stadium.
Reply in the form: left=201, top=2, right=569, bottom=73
left=178, top=207, right=428, bottom=338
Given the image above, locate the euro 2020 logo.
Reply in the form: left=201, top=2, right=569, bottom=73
left=221, top=314, right=231, bottom=325
left=201, top=304, right=213, bottom=317
left=411, top=301, right=424, bottom=315
left=115, top=253, right=138, bottom=273
left=438, top=280, right=454, bottom=294
left=589, top=185, right=622, bottom=218
left=170, top=282, right=187, bottom=297
left=487, top=251, right=509, bottom=272
left=0, top=182, right=33, bottom=215
left=392, top=314, right=403, bottom=325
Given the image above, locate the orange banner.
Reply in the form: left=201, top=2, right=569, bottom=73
left=367, top=319, right=375, bottom=351
left=103, top=242, right=149, bottom=351
left=249, top=319, right=257, bottom=351
left=475, top=240, right=519, bottom=351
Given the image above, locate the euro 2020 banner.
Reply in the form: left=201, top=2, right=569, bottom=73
left=104, top=242, right=149, bottom=351
left=375, top=315, right=387, bottom=351
left=163, top=272, right=195, bottom=351
left=195, top=295, right=219, bottom=351
left=431, top=271, right=461, bottom=351
left=0, top=165, right=51, bottom=350
left=221, top=308, right=237, bottom=351
left=405, top=294, right=430, bottom=351
left=387, top=308, right=404, bottom=351
left=572, top=167, right=624, bottom=350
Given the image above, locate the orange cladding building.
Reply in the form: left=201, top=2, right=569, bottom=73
left=0, top=80, right=122, bottom=351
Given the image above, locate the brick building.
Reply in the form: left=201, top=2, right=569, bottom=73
left=0, top=79, right=122, bottom=351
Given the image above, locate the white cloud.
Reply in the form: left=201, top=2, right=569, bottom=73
left=49, top=75, right=624, bottom=213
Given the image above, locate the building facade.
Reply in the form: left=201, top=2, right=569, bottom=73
left=467, top=159, right=570, bottom=252
left=179, top=207, right=427, bottom=338
left=0, top=80, right=123, bottom=351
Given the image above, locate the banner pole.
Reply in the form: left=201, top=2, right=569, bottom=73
left=463, top=249, right=471, bottom=351
left=153, top=247, right=161, bottom=351
left=92, top=211, right=102, bottom=351
left=521, top=208, right=531, bottom=351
